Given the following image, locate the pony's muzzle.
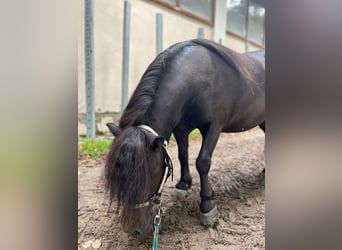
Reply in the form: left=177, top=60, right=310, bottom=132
left=128, top=211, right=153, bottom=239
left=130, top=223, right=152, bottom=240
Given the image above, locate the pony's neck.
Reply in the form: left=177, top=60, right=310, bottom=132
left=143, top=99, right=184, bottom=141
left=120, top=96, right=183, bottom=138
left=144, top=114, right=176, bottom=141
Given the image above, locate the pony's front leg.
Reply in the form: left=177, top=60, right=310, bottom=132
left=173, top=128, right=192, bottom=198
left=196, top=124, right=220, bottom=226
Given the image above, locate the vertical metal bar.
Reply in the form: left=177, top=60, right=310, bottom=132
left=245, top=41, right=250, bottom=52
left=121, top=0, right=131, bottom=112
left=211, top=0, right=215, bottom=25
left=197, top=27, right=205, bottom=39
left=262, top=9, right=265, bottom=46
left=84, top=0, right=95, bottom=138
left=245, top=0, right=250, bottom=52
left=156, top=13, right=163, bottom=55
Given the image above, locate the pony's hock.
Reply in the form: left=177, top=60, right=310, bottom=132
left=105, top=39, right=265, bottom=238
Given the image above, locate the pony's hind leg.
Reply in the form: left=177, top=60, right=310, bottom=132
left=196, top=123, right=221, bottom=226
left=173, top=126, right=192, bottom=198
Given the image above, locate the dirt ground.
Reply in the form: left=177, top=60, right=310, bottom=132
left=78, top=128, right=265, bottom=250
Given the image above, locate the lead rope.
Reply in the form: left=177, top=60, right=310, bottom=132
left=152, top=207, right=161, bottom=250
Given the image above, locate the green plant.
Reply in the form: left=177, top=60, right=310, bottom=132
left=78, top=138, right=112, bottom=157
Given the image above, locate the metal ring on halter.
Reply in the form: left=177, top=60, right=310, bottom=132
left=153, top=208, right=161, bottom=226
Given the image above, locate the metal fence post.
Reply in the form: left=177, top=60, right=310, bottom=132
left=121, top=0, right=131, bottom=112
left=197, top=28, right=205, bottom=39
left=245, top=41, right=250, bottom=52
left=84, top=0, right=95, bottom=138
left=156, top=13, right=163, bottom=55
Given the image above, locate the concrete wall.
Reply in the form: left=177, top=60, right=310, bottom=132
left=78, top=0, right=263, bottom=135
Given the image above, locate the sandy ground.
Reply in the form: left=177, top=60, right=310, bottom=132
left=78, top=128, right=265, bottom=250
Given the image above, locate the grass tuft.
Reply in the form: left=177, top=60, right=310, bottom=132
left=78, top=138, right=112, bottom=157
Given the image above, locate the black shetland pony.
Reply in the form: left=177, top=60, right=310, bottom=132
left=105, top=39, right=265, bottom=237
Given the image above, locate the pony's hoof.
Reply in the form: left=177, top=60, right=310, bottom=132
left=173, top=188, right=188, bottom=199
left=200, top=205, right=219, bottom=226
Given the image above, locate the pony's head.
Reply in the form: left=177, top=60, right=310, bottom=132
left=105, top=123, right=166, bottom=238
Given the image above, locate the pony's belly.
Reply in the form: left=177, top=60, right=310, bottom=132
left=222, top=125, right=256, bottom=133
left=222, top=116, right=264, bottom=132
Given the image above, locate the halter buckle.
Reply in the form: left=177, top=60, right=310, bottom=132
left=134, top=194, right=161, bottom=209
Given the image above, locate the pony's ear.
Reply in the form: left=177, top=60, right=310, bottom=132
left=152, top=136, right=165, bottom=151
left=106, top=123, right=121, bottom=136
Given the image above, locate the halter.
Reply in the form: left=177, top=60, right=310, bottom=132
left=134, top=125, right=173, bottom=209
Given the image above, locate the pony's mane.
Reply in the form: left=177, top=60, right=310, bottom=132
left=105, top=127, right=153, bottom=229
left=119, top=41, right=193, bottom=128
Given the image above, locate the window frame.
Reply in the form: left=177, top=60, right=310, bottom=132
left=226, top=0, right=265, bottom=48
left=152, top=0, right=265, bottom=49
left=151, top=0, right=215, bottom=26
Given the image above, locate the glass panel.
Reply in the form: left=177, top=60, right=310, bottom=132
left=163, top=0, right=177, bottom=5
left=226, top=0, right=247, bottom=37
left=248, top=1, right=265, bottom=44
left=180, top=0, right=212, bottom=20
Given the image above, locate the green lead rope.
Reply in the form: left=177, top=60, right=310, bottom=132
left=152, top=208, right=161, bottom=250
left=152, top=222, right=159, bottom=250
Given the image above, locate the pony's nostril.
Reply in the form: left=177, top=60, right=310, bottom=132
left=132, top=230, right=139, bottom=238
left=132, top=228, right=144, bottom=238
